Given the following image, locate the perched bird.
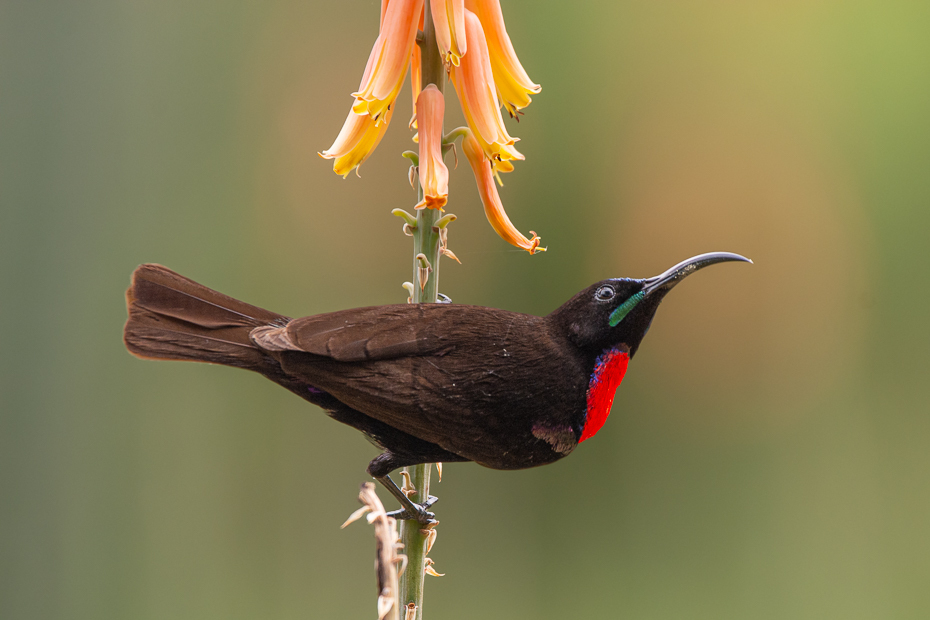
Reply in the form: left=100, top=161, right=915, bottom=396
left=124, top=252, right=749, bottom=522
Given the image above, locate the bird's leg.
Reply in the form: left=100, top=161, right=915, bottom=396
left=398, top=471, right=438, bottom=508
left=375, top=474, right=438, bottom=525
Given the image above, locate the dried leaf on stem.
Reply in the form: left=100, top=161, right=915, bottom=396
left=344, top=482, right=405, bottom=620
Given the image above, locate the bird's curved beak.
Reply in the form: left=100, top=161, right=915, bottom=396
left=641, top=252, right=752, bottom=297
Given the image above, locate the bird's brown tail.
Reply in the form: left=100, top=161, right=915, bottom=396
left=123, top=264, right=290, bottom=375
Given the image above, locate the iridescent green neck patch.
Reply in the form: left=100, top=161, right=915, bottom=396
left=608, top=291, right=645, bottom=327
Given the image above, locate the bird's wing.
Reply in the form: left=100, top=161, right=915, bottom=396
left=254, top=304, right=586, bottom=466
left=251, top=304, right=453, bottom=362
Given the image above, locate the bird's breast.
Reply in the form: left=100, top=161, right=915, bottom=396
left=580, top=347, right=630, bottom=442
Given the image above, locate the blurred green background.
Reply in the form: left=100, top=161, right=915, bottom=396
left=2, top=1, right=929, bottom=618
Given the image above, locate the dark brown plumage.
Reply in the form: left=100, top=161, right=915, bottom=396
left=124, top=253, right=749, bottom=520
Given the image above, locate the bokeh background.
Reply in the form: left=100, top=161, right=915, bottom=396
left=3, top=1, right=930, bottom=618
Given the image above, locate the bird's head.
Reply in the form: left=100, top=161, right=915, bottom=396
left=550, top=252, right=752, bottom=357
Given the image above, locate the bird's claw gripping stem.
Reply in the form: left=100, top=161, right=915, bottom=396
left=375, top=475, right=439, bottom=525
left=384, top=505, right=437, bottom=525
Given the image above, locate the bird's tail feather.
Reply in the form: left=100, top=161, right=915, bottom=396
left=124, top=264, right=290, bottom=374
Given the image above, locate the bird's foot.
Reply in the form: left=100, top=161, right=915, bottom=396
left=375, top=475, right=439, bottom=525
left=385, top=502, right=437, bottom=526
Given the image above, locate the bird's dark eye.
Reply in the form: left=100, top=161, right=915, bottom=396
left=595, top=285, right=616, bottom=301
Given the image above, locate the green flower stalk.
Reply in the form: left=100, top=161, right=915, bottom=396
left=322, top=1, right=545, bottom=617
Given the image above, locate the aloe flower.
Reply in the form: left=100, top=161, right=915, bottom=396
left=465, top=0, right=540, bottom=116
left=450, top=10, right=523, bottom=174
left=352, top=0, right=423, bottom=122
left=320, top=43, right=397, bottom=177
left=321, top=0, right=421, bottom=176
left=462, top=129, right=543, bottom=254
left=321, top=106, right=396, bottom=178
left=415, top=85, right=449, bottom=210
left=430, top=0, right=467, bottom=66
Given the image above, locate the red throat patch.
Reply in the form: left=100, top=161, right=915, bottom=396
left=580, top=348, right=630, bottom=442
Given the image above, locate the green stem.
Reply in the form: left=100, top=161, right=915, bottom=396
left=420, top=2, right=445, bottom=94
left=399, top=3, right=444, bottom=619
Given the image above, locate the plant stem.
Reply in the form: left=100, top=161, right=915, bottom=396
left=399, top=3, right=443, bottom=619
left=400, top=193, right=439, bottom=620
left=420, top=1, right=445, bottom=93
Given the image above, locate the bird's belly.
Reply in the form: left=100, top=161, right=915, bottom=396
left=281, top=338, right=589, bottom=471
left=470, top=431, right=575, bottom=470
left=427, top=374, right=586, bottom=470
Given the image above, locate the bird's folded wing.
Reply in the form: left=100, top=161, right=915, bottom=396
left=251, top=304, right=452, bottom=362
left=252, top=305, right=574, bottom=462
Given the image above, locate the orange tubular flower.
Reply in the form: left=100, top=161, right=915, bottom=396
left=430, top=0, right=467, bottom=66
left=462, top=129, right=542, bottom=254
left=465, top=0, right=541, bottom=116
left=352, top=0, right=423, bottom=122
left=450, top=10, right=523, bottom=174
left=321, top=33, right=396, bottom=177
left=415, top=85, right=449, bottom=210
